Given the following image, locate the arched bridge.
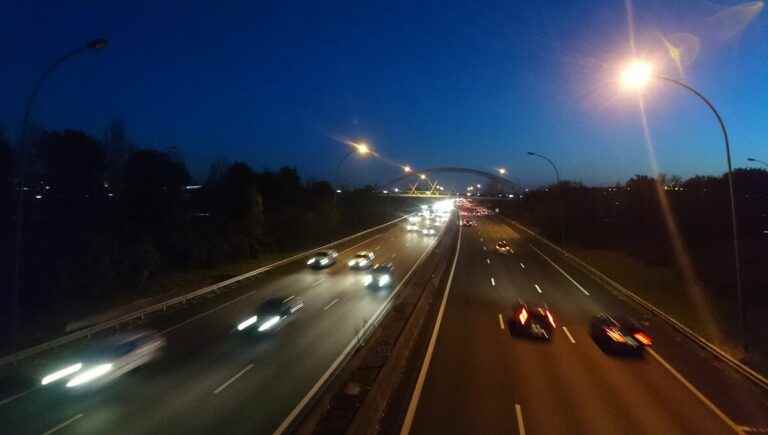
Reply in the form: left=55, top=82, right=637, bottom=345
left=384, top=167, right=520, bottom=193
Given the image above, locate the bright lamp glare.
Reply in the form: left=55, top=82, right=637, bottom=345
left=42, top=363, right=82, bottom=385
left=620, top=60, right=653, bottom=90
left=237, top=315, right=259, bottom=331
left=66, top=363, right=113, bottom=387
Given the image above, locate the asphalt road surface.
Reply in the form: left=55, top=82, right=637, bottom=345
left=403, top=215, right=768, bottom=435
left=0, top=219, right=445, bottom=435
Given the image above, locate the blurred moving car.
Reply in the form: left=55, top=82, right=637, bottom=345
left=590, top=313, right=652, bottom=355
left=348, top=251, right=375, bottom=269
left=306, top=250, right=338, bottom=269
left=509, top=302, right=556, bottom=340
left=237, top=296, right=304, bottom=334
left=364, top=263, right=394, bottom=288
left=40, top=330, right=165, bottom=389
left=421, top=226, right=437, bottom=236
left=495, top=240, right=512, bottom=254
left=461, top=218, right=475, bottom=227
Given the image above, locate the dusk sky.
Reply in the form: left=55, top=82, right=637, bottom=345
left=2, top=1, right=765, bottom=187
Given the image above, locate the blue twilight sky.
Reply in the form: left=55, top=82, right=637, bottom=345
left=1, top=1, right=766, bottom=188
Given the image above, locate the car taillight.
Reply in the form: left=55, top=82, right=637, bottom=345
left=604, top=327, right=626, bottom=343
left=633, top=332, right=652, bottom=346
left=518, top=308, right=528, bottom=325
left=546, top=310, right=556, bottom=328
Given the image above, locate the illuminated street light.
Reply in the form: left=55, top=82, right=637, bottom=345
left=419, top=174, right=427, bottom=180
left=618, top=58, right=747, bottom=351
left=476, top=184, right=481, bottom=189
left=402, top=165, right=412, bottom=173
left=353, top=142, right=370, bottom=155
left=498, top=168, right=507, bottom=175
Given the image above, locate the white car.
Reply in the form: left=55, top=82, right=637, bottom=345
left=41, top=330, right=165, bottom=389
left=348, top=251, right=375, bottom=270
left=307, top=250, right=338, bottom=269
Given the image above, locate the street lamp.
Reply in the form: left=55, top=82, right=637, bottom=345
left=498, top=168, right=507, bottom=175
left=619, top=58, right=747, bottom=350
left=336, top=141, right=371, bottom=189
left=747, top=157, right=768, bottom=168
left=402, top=165, right=412, bottom=173
left=12, top=38, right=108, bottom=349
left=527, top=151, right=565, bottom=246
left=419, top=174, right=427, bottom=180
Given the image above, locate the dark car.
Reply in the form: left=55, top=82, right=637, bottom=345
left=509, top=302, right=556, bottom=340
left=590, top=313, right=652, bottom=355
left=237, top=296, right=304, bottom=334
left=306, top=250, right=338, bottom=269
left=364, top=263, right=394, bottom=288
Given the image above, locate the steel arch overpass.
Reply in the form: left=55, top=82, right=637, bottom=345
left=383, top=167, right=520, bottom=193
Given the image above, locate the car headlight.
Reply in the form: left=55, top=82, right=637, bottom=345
left=258, top=316, right=281, bottom=332
left=320, top=258, right=330, bottom=265
left=307, top=258, right=316, bottom=265
left=378, top=275, right=391, bottom=286
left=359, top=260, right=369, bottom=266
left=348, top=260, right=356, bottom=266
left=66, top=363, right=113, bottom=388
left=237, top=315, right=259, bottom=331
left=41, top=363, right=83, bottom=385
left=363, top=274, right=373, bottom=285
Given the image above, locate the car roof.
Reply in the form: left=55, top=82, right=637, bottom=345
left=372, top=263, right=393, bottom=271
left=258, top=297, right=287, bottom=312
left=355, top=251, right=372, bottom=256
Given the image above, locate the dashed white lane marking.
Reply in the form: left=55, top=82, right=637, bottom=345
left=647, top=348, right=743, bottom=434
left=214, top=364, right=254, bottom=395
left=311, top=279, right=324, bottom=288
left=323, top=298, right=340, bottom=310
left=486, top=258, right=490, bottom=264
left=42, top=414, right=84, bottom=435
left=375, top=245, right=381, bottom=250
left=515, top=404, right=526, bottom=435
left=392, top=253, right=397, bottom=259
left=529, top=244, right=590, bottom=296
left=520, top=262, right=526, bottom=269
left=0, top=388, right=36, bottom=407
left=482, top=246, right=487, bottom=251
left=480, top=237, right=484, bottom=242
left=562, top=326, right=576, bottom=343
left=534, top=284, right=542, bottom=294
left=490, top=277, right=496, bottom=287
left=498, top=313, right=505, bottom=330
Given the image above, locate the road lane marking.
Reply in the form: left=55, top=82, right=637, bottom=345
left=0, top=387, right=37, bottom=407
left=534, top=284, right=542, bottom=294
left=486, top=258, right=490, bottom=264
left=276, top=222, right=449, bottom=435
left=310, top=279, right=323, bottom=288
left=375, top=245, right=381, bottom=250
left=400, top=223, right=463, bottom=435
left=529, top=244, right=590, bottom=296
left=480, top=237, right=484, bottom=242
left=498, top=314, right=505, bottom=330
left=214, top=364, right=254, bottom=395
left=490, top=277, right=496, bottom=287
left=42, top=414, right=83, bottom=435
left=562, top=326, right=576, bottom=343
left=482, top=245, right=487, bottom=251
left=515, top=404, right=526, bottom=435
left=647, top=348, right=743, bottom=434
left=323, top=298, right=339, bottom=311
left=520, top=262, right=526, bottom=269
left=392, top=253, right=397, bottom=259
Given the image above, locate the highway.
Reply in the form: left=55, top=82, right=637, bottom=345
left=0, top=217, right=445, bottom=435
left=402, top=214, right=768, bottom=435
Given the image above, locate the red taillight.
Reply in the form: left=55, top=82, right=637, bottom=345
left=518, top=308, right=528, bottom=325
left=633, top=332, right=653, bottom=346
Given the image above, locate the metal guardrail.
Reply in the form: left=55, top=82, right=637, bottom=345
left=508, top=218, right=768, bottom=392
left=0, top=214, right=412, bottom=368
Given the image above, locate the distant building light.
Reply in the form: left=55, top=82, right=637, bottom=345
left=394, top=188, right=400, bottom=192
left=108, top=193, right=115, bottom=198
left=336, top=189, right=342, bottom=194
left=185, top=185, right=202, bottom=190
left=45, top=186, right=51, bottom=190
left=34, top=194, right=42, bottom=199
left=383, top=190, right=389, bottom=194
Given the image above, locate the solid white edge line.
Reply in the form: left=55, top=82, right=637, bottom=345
left=534, top=284, right=542, bottom=294
left=323, top=298, right=340, bottom=311
left=273, top=218, right=449, bottom=435
left=400, top=222, right=463, bottom=435
left=562, top=326, right=576, bottom=343
left=42, top=413, right=84, bottom=435
left=498, top=314, right=505, bottom=330
left=515, top=404, right=526, bottom=435
left=214, top=363, right=254, bottom=395
left=490, top=277, right=496, bottom=287
left=647, top=348, right=744, bottom=434
left=529, top=244, right=590, bottom=296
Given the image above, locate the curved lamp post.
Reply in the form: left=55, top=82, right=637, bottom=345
left=335, top=142, right=371, bottom=191
left=747, top=157, right=768, bottom=168
left=527, top=151, right=565, bottom=245
left=620, top=59, right=746, bottom=350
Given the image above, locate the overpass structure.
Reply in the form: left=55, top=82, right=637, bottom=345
left=383, top=166, right=521, bottom=195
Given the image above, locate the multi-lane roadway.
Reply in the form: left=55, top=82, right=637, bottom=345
left=402, top=214, right=768, bottom=435
left=0, top=215, right=445, bottom=435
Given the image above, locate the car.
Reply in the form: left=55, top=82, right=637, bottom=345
left=509, top=302, right=556, bottom=340
left=589, top=313, right=652, bottom=355
left=363, top=263, right=394, bottom=288
left=40, top=330, right=165, bottom=389
left=306, top=250, right=338, bottom=269
left=495, top=240, right=512, bottom=254
left=406, top=223, right=420, bottom=232
left=237, top=296, right=304, bottom=334
left=348, top=251, right=375, bottom=269
left=421, top=226, right=437, bottom=236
